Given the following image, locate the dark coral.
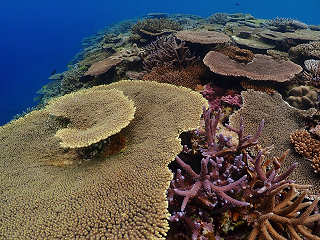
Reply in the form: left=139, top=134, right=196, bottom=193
left=142, top=35, right=195, bottom=71
left=142, top=64, right=206, bottom=89
left=130, top=18, right=182, bottom=45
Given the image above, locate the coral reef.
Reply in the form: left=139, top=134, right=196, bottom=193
left=200, top=83, right=242, bottom=111
left=45, top=88, right=136, bottom=148
left=0, top=80, right=207, bottom=239
left=218, top=46, right=254, bottom=63
left=208, top=12, right=229, bottom=25
left=175, top=30, right=231, bottom=45
left=286, top=85, right=318, bottom=109
left=290, top=129, right=320, bottom=173
left=204, top=51, right=303, bottom=82
left=142, top=64, right=206, bottom=89
left=266, top=17, right=308, bottom=32
left=84, top=56, right=122, bottom=77
left=229, top=90, right=319, bottom=195
left=130, top=18, right=182, bottom=45
left=142, top=35, right=195, bottom=71
left=289, top=41, right=320, bottom=63
left=168, top=108, right=320, bottom=239
left=6, top=11, right=320, bottom=240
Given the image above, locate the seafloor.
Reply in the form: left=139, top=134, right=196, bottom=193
left=1, top=12, right=320, bottom=239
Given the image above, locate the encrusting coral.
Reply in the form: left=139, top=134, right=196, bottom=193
left=0, top=80, right=208, bottom=239
left=45, top=88, right=136, bottom=149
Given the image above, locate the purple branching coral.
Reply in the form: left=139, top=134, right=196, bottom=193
left=173, top=155, right=249, bottom=211
left=142, top=35, right=195, bottom=71
left=167, top=107, right=320, bottom=239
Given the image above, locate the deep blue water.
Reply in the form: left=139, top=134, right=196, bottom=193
left=1, top=0, right=319, bottom=126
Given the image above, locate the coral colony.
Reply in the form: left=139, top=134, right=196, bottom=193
left=2, top=12, right=320, bottom=239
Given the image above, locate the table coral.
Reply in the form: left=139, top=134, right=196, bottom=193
left=0, top=80, right=207, bottom=239
left=45, top=88, right=136, bottom=149
left=203, top=51, right=303, bottom=82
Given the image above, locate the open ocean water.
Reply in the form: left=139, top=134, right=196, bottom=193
left=0, top=0, right=319, bottom=125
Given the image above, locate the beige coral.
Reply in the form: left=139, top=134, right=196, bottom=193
left=290, top=129, right=320, bottom=173
left=45, top=88, right=136, bottom=148
left=0, top=80, right=207, bottom=239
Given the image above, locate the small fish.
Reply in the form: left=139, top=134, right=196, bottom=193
left=235, top=2, right=240, bottom=6
left=50, top=69, right=57, bottom=76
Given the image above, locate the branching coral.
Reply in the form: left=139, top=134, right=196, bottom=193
left=130, top=18, right=182, bottom=44
left=247, top=185, right=320, bottom=240
left=229, top=89, right=319, bottom=195
left=200, top=83, right=242, bottom=111
left=142, top=35, right=195, bottom=71
left=266, top=17, right=308, bottom=32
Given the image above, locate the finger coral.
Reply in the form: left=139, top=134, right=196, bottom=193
left=0, top=80, right=207, bottom=239
left=45, top=88, right=136, bottom=148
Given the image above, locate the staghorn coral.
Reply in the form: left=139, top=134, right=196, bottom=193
left=229, top=90, right=319, bottom=196
left=142, top=64, right=206, bottom=90
left=303, top=59, right=320, bottom=86
left=203, top=51, right=303, bottom=82
left=45, top=88, right=136, bottom=149
left=167, top=108, right=264, bottom=239
left=247, top=184, right=320, bottom=240
left=290, top=129, right=320, bottom=173
left=142, top=35, right=195, bottom=71
left=0, top=80, right=208, bottom=239
left=286, top=85, right=318, bottom=110
left=168, top=106, right=320, bottom=239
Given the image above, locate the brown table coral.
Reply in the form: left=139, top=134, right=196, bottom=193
left=0, top=80, right=208, bottom=239
left=203, top=51, right=303, bottom=82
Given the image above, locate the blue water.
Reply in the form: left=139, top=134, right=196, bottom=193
left=1, top=0, right=319, bottom=126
